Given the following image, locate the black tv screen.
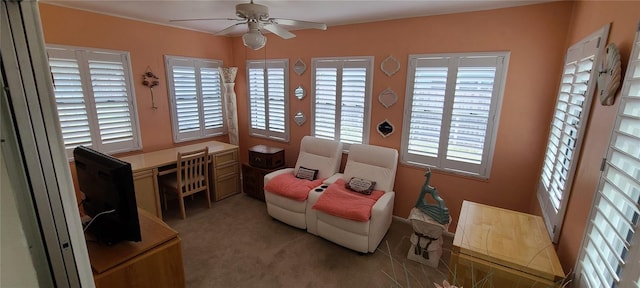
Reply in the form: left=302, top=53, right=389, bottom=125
left=74, top=146, right=141, bottom=244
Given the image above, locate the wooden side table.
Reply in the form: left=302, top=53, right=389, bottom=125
left=241, top=163, right=281, bottom=201
left=450, top=201, right=564, bottom=287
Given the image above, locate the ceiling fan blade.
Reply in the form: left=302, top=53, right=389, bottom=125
left=215, top=22, right=247, bottom=36
left=262, top=23, right=296, bottom=39
left=169, top=18, right=244, bottom=22
left=270, top=18, right=327, bottom=30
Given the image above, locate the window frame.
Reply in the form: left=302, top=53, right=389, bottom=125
left=46, top=45, right=142, bottom=158
left=575, top=25, right=640, bottom=288
left=246, top=58, right=290, bottom=142
left=400, top=52, right=510, bottom=179
left=165, top=55, right=226, bottom=143
left=537, top=24, right=610, bottom=243
left=310, top=56, right=374, bottom=149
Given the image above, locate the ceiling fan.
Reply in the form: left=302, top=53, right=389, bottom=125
left=170, top=0, right=328, bottom=50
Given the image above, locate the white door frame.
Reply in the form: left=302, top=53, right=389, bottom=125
left=1, top=1, right=93, bottom=287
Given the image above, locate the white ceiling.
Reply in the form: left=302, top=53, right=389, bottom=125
left=41, top=0, right=555, bottom=36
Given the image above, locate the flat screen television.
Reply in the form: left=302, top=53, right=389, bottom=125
left=74, top=146, right=141, bottom=244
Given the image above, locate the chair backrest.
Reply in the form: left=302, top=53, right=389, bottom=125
left=343, top=144, right=398, bottom=192
left=177, top=147, right=209, bottom=195
left=294, top=136, right=343, bottom=179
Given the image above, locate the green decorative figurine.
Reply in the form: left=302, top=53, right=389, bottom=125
left=414, top=168, right=450, bottom=224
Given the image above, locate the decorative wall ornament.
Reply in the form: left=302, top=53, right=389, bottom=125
left=142, top=67, right=160, bottom=109
left=381, top=55, right=400, bottom=77
left=294, top=112, right=306, bottom=126
left=378, top=88, right=398, bottom=108
left=294, top=85, right=305, bottom=100
left=377, top=119, right=394, bottom=138
left=219, top=67, right=239, bottom=145
left=294, top=58, right=306, bottom=75
left=597, top=42, right=622, bottom=106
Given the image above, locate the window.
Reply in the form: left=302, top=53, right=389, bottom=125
left=165, top=56, right=225, bottom=142
left=575, top=27, right=640, bottom=288
left=401, top=52, right=509, bottom=178
left=46, top=46, right=141, bottom=157
left=246, top=59, right=289, bottom=142
left=537, top=25, right=609, bottom=243
left=311, top=57, right=373, bottom=147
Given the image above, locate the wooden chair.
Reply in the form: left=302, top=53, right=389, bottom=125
left=159, top=147, right=211, bottom=219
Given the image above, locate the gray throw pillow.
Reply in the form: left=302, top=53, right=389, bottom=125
left=346, top=177, right=376, bottom=195
left=296, top=166, right=318, bottom=180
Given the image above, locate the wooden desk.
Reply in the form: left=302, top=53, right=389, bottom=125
left=86, top=210, right=185, bottom=288
left=450, top=201, right=565, bottom=287
left=119, top=141, right=240, bottom=218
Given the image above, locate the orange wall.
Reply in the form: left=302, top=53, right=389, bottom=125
left=546, top=0, right=640, bottom=272
left=38, top=4, right=572, bottom=226
left=38, top=1, right=628, bottom=273
left=39, top=3, right=233, bottom=153
left=39, top=3, right=235, bottom=202
left=232, top=2, right=573, bottom=232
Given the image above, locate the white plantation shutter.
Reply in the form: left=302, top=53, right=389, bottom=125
left=406, top=60, right=448, bottom=160
left=46, top=46, right=141, bottom=157
left=88, top=53, right=136, bottom=151
left=314, top=67, right=338, bottom=140
left=311, top=57, right=373, bottom=147
left=576, top=25, right=640, bottom=288
left=172, top=65, right=199, bottom=132
left=166, top=56, right=225, bottom=142
left=246, top=59, right=289, bottom=141
left=537, top=25, right=609, bottom=243
left=340, top=66, right=368, bottom=144
left=200, top=67, right=224, bottom=131
left=268, top=67, right=286, bottom=134
left=447, top=61, right=496, bottom=165
left=248, top=65, right=266, bottom=130
left=48, top=52, right=92, bottom=150
left=402, top=53, right=508, bottom=178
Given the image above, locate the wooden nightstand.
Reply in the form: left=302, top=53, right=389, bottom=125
left=241, top=163, right=281, bottom=201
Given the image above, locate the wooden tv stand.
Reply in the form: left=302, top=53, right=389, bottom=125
left=85, top=210, right=185, bottom=288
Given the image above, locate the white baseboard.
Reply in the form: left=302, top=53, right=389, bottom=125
left=392, top=215, right=410, bottom=224
left=393, top=215, right=455, bottom=238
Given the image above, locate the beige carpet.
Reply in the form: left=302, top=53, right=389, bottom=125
left=163, top=193, right=453, bottom=288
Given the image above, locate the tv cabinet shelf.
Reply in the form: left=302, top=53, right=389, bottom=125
left=86, top=209, right=185, bottom=288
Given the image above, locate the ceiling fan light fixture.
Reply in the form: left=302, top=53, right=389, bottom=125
left=171, top=1, right=326, bottom=48
left=242, top=29, right=266, bottom=50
